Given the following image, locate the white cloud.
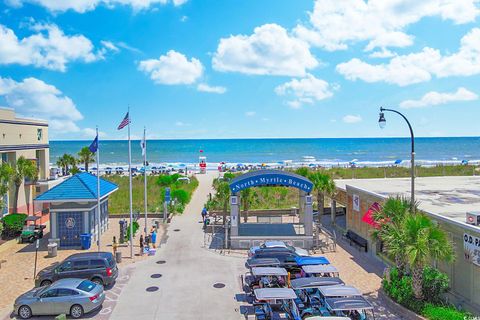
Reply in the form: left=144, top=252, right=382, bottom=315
left=337, top=28, right=480, bottom=86
left=175, top=121, right=190, bottom=127
left=7, top=0, right=187, bottom=13
left=197, top=83, right=226, bottom=94
left=275, top=74, right=335, bottom=108
left=400, top=87, right=478, bottom=109
left=295, top=0, right=480, bottom=51
left=0, top=77, right=83, bottom=133
left=138, top=50, right=203, bottom=85
left=0, top=23, right=109, bottom=71
left=100, top=40, right=119, bottom=52
left=342, top=115, right=362, bottom=123
left=369, top=48, right=396, bottom=58
left=213, top=24, right=318, bottom=77
left=245, top=111, right=256, bottom=117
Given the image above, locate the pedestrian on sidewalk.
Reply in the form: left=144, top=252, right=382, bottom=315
left=151, top=228, right=157, bottom=248
left=112, top=236, right=118, bottom=255
left=139, top=235, right=144, bottom=256
left=201, top=206, right=208, bottom=222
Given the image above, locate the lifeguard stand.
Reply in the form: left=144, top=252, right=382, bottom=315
left=199, top=155, right=207, bottom=174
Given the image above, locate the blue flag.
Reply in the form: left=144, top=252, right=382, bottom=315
left=89, top=135, right=98, bottom=153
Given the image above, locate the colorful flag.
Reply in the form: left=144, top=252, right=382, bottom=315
left=89, top=135, right=98, bottom=153
left=117, top=112, right=130, bottom=130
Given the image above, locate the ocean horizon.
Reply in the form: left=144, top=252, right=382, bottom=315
left=49, top=137, right=480, bottom=168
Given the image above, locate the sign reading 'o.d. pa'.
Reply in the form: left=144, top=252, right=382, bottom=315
left=464, top=233, right=480, bottom=266
left=229, top=170, right=313, bottom=193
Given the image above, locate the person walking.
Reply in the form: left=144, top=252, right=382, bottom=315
left=112, top=236, right=118, bottom=255
left=139, top=235, right=144, bottom=256
left=201, top=206, right=208, bottom=222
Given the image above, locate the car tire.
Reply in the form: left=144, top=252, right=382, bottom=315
left=70, top=304, right=84, bottom=319
left=18, top=305, right=32, bottom=319
left=91, top=277, right=103, bottom=286
left=40, top=280, right=52, bottom=287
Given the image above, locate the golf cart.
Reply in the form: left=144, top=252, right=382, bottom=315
left=324, top=296, right=375, bottom=319
left=289, top=256, right=330, bottom=278
left=20, top=216, right=45, bottom=243
left=245, top=267, right=288, bottom=292
left=253, top=288, right=301, bottom=320
left=302, top=264, right=340, bottom=278
left=290, top=277, right=345, bottom=318
left=245, top=258, right=282, bottom=271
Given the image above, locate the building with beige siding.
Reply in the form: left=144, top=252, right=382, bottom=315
left=0, top=107, right=49, bottom=221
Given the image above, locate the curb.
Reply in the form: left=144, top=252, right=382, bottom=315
left=378, top=288, right=427, bottom=320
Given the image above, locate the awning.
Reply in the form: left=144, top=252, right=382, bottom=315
left=361, top=202, right=381, bottom=227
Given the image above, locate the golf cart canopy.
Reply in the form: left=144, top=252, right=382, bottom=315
left=252, top=267, right=288, bottom=276
left=294, top=256, right=329, bottom=266
left=325, top=296, right=374, bottom=311
left=246, top=258, right=281, bottom=268
left=290, top=277, right=344, bottom=289
left=318, top=285, right=362, bottom=297
left=263, top=240, right=287, bottom=248
left=254, top=288, right=297, bottom=300
left=302, top=264, right=339, bottom=274
left=303, top=317, right=350, bottom=320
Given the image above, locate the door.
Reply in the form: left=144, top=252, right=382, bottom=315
left=58, top=212, right=83, bottom=247
left=55, top=261, right=75, bottom=281
left=56, top=288, right=80, bottom=314
left=35, top=288, right=58, bottom=315
left=72, top=259, right=92, bottom=279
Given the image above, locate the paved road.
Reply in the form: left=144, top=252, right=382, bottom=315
left=111, top=173, right=245, bottom=320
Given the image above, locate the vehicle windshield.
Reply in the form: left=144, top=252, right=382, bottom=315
left=35, top=285, right=50, bottom=296
left=76, top=280, right=97, bottom=292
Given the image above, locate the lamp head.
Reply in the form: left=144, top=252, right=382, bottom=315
left=378, top=111, right=386, bottom=129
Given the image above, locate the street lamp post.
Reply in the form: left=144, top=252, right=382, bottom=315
left=378, top=107, right=415, bottom=212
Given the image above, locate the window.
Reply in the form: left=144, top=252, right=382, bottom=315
left=57, top=288, right=79, bottom=296
left=40, top=289, right=58, bottom=298
left=76, top=280, right=96, bottom=292
left=37, top=128, right=43, bottom=141
left=57, top=261, right=73, bottom=272
left=73, top=260, right=90, bottom=270
left=90, top=259, right=105, bottom=269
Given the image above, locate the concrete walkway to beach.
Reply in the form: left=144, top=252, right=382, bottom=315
left=111, top=172, right=245, bottom=320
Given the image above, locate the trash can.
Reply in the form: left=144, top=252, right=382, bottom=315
left=80, top=233, right=92, bottom=250
left=47, top=242, right=57, bottom=257
left=115, top=251, right=122, bottom=263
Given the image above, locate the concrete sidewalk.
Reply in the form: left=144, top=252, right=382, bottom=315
left=111, top=172, right=245, bottom=319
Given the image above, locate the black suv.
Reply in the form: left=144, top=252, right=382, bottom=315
left=35, top=252, right=118, bottom=287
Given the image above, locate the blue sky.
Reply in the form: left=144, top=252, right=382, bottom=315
left=0, top=0, right=479, bottom=140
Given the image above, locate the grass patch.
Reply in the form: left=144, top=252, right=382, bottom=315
left=105, top=175, right=198, bottom=214
left=326, top=165, right=477, bottom=179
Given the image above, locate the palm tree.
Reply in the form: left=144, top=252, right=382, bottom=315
left=78, top=147, right=95, bottom=172
left=295, top=167, right=310, bottom=177
left=56, top=154, right=76, bottom=175
left=240, top=187, right=257, bottom=222
left=0, top=162, right=13, bottom=212
left=403, top=213, right=454, bottom=299
left=12, top=156, right=38, bottom=212
left=372, top=196, right=415, bottom=276
left=309, top=172, right=336, bottom=217
left=214, top=180, right=231, bottom=226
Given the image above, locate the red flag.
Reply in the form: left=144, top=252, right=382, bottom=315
left=362, top=202, right=381, bottom=228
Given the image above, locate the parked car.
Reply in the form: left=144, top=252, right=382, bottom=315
left=35, top=252, right=118, bottom=287
left=251, top=250, right=298, bottom=267
left=20, top=225, right=46, bottom=243
left=15, top=278, right=105, bottom=319
left=249, top=240, right=309, bottom=258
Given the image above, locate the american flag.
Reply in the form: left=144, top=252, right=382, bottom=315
left=117, top=112, right=130, bottom=130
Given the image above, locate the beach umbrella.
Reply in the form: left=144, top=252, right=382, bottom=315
left=237, top=163, right=244, bottom=166
left=309, top=163, right=316, bottom=167
left=178, top=163, right=186, bottom=168
left=462, top=160, right=469, bottom=165
left=394, top=159, right=402, bottom=165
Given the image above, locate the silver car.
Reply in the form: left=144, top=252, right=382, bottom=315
left=14, top=278, right=105, bottom=319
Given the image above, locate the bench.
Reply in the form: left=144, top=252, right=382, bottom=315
left=344, top=230, right=368, bottom=252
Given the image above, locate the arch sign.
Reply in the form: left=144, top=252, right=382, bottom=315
left=229, top=170, right=313, bottom=194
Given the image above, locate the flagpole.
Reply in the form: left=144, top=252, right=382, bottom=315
left=128, top=108, right=134, bottom=258
left=143, top=127, right=148, bottom=235
left=96, top=127, right=101, bottom=252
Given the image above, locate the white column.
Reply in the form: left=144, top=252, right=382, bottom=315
left=304, top=195, right=313, bottom=236
left=230, top=195, right=239, bottom=236
left=50, top=211, right=57, bottom=239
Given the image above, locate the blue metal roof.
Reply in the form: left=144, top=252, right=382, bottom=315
left=35, top=172, right=118, bottom=202
left=294, top=256, right=330, bottom=266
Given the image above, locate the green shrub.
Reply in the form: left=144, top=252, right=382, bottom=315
left=422, top=304, right=472, bottom=320
left=422, top=266, right=449, bottom=304
left=156, top=173, right=180, bottom=186
left=2, top=213, right=27, bottom=235
left=383, top=267, right=424, bottom=313
left=172, top=189, right=189, bottom=205
left=125, top=221, right=140, bottom=241
left=0, top=220, right=3, bottom=235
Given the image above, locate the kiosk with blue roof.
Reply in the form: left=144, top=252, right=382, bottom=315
left=35, top=173, right=118, bottom=249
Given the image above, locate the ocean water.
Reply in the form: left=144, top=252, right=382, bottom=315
left=49, top=137, right=480, bottom=168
